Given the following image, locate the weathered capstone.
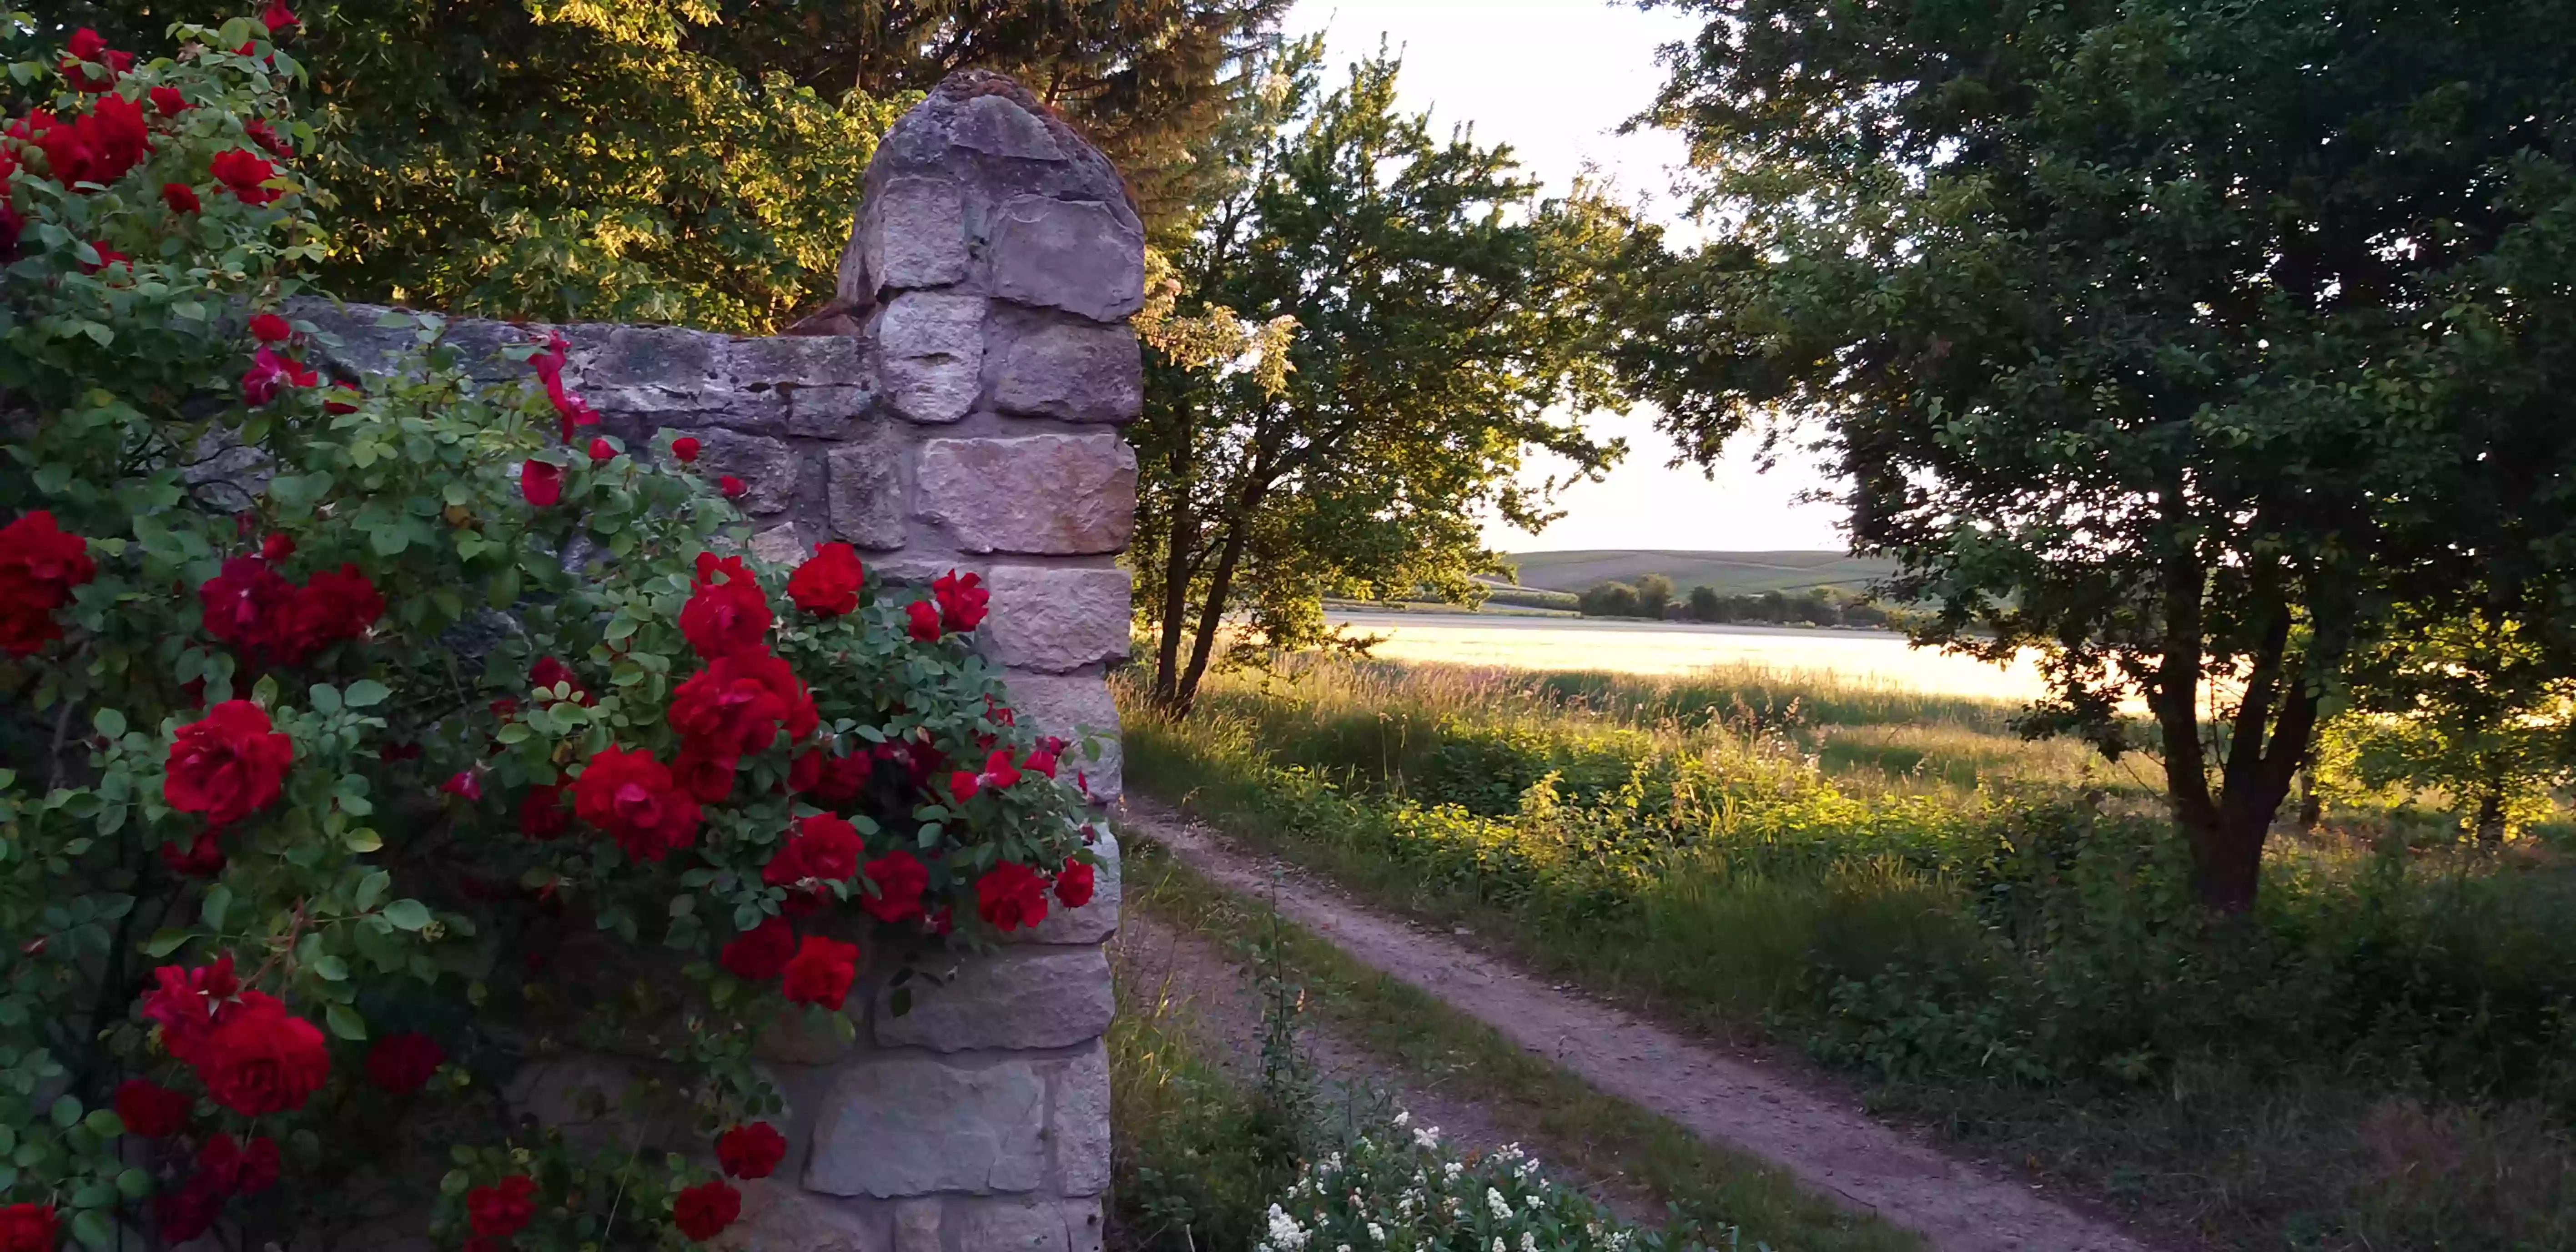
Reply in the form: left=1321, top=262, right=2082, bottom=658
left=851, top=177, right=969, bottom=299
left=872, top=947, right=1113, bottom=1052
left=915, top=435, right=1136, bottom=555
left=955, top=1197, right=1105, bottom=1252
left=991, top=321, right=1143, bottom=423
left=805, top=1057, right=1047, bottom=1197
left=982, top=567, right=1132, bottom=672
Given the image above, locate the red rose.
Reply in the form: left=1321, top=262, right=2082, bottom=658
left=440, top=769, right=483, bottom=800
left=0, top=511, right=95, bottom=656
left=718, top=475, right=748, bottom=498
left=0, top=1204, right=57, bottom=1252
left=325, top=381, right=362, bottom=413
left=210, top=148, right=281, bottom=204
left=61, top=29, right=132, bottom=90
left=194, top=990, right=329, bottom=1115
left=781, top=935, right=859, bottom=1009
left=162, top=182, right=200, bottom=212
left=1055, top=858, right=1096, bottom=909
left=719, top=915, right=796, bottom=981
left=467, top=1174, right=538, bottom=1237
left=762, top=813, right=862, bottom=889
left=859, top=850, right=929, bottom=924
left=671, top=1180, right=740, bottom=1242
left=158, top=830, right=226, bottom=878
left=261, top=0, right=298, bottom=33
left=670, top=648, right=815, bottom=758
left=812, top=751, right=871, bottom=804
left=248, top=312, right=291, bottom=343
left=670, top=744, right=738, bottom=804
left=240, top=345, right=314, bottom=404
left=672, top=436, right=701, bottom=463
left=571, top=745, right=701, bottom=862
left=138, top=956, right=240, bottom=1065
left=114, top=1078, right=192, bottom=1138
left=980, top=748, right=1022, bottom=790
left=933, top=570, right=988, bottom=633
left=785, top=541, right=863, bottom=616
left=905, top=600, right=941, bottom=643
left=787, top=748, right=823, bottom=794
left=260, top=533, right=295, bottom=561
left=1024, top=747, right=1059, bottom=779
left=197, top=1131, right=279, bottom=1193
left=715, top=1122, right=786, bottom=1179
left=365, top=1032, right=443, bottom=1093
left=679, top=553, right=771, bottom=660
left=587, top=436, right=615, bottom=463
left=150, top=86, right=187, bottom=116
left=165, top=700, right=293, bottom=827
left=279, top=563, right=382, bottom=658
left=155, top=1180, right=220, bottom=1242
left=519, top=782, right=572, bottom=839
left=976, top=861, right=1049, bottom=932
left=198, top=555, right=294, bottom=655
left=521, top=458, right=562, bottom=507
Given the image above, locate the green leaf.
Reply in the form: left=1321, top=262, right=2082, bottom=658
left=308, top=683, right=343, bottom=715
left=381, top=899, right=433, bottom=931
left=115, top=1168, right=152, bottom=1201
left=310, top=953, right=349, bottom=981
left=325, top=1003, right=367, bottom=1041
left=70, top=1209, right=111, bottom=1251
left=143, top=928, right=189, bottom=958
left=344, top=827, right=382, bottom=852
left=48, top=1094, right=79, bottom=1129
left=201, top=883, right=232, bottom=930
left=344, top=679, right=391, bottom=708
left=355, top=869, right=391, bottom=910
left=81, top=1110, right=121, bottom=1138
left=90, top=708, right=125, bottom=739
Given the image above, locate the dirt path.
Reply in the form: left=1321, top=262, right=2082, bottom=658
left=1121, top=797, right=2158, bottom=1252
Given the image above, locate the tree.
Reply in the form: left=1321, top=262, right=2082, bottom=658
left=54, top=0, right=1285, bottom=329
left=1635, top=573, right=1674, bottom=620
left=1686, top=584, right=1720, bottom=622
left=1632, top=0, right=2576, bottom=909
left=1133, top=46, right=1644, bottom=715
left=1580, top=583, right=1643, bottom=618
left=2340, top=611, right=2576, bottom=842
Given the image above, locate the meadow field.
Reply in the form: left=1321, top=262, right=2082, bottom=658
left=1119, top=643, right=2576, bottom=1251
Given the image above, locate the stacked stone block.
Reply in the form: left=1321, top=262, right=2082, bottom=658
left=306, top=70, right=1136, bottom=1252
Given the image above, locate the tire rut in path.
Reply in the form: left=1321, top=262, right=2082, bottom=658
left=1122, top=798, right=2157, bottom=1252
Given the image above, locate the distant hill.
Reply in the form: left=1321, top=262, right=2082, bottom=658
left=1494, top=550, right=1896, bottom=596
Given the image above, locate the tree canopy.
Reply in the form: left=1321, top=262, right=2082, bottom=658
left=1135, top=44, right=1649, bottom=714
left=1633, top=0, right=2576, bottom=908
left=53, top=0, right=1283, bottom=329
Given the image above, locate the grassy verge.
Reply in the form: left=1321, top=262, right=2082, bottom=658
left=1115, top=835, right=1927, bottom=1252
left=1122, top=659, right=2576, bottom=1250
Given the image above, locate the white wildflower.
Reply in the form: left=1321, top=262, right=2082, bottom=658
left=1443, top=1161, right=1464, bottom=1182
left=1413, top=1125, right=1442, bottom=1150
left=1265, top=1204, right=1311, bottom=1251
left=1520, top=1233, right=1539, bottom=1252
left=1393, top=1110, right=1411, bottom=1127
left=1491, top=1240, right=1506, bottom=1252
left=1486, top=1188, right=1512, bottom=1221
left=1368, top=1223, right=1387, bottom=1244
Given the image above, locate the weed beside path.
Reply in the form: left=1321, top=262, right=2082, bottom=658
left=1120, top=798, right=2144, bottom=1252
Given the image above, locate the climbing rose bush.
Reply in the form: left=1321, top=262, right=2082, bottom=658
left=0, top=15, right=1100, bottom=1248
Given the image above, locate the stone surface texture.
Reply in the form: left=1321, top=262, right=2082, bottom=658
left=298, top=69, right=1131, bottom=1249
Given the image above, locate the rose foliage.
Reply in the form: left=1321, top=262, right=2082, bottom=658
left=0, top=15, right=1102, bottom=1248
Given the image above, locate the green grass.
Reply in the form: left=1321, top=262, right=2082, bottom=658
left=1122, top=656, right=2576, bottom=1251
left=1116, top=837, right=1927, bottom=1252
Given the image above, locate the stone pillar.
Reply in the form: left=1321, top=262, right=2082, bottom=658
left=303, top=67, right=1140, bottom=1252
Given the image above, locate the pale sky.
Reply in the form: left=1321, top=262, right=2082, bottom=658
left=1282, top=0, right=1851, bottom=554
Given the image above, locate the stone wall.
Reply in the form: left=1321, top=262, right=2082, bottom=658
left=310, top=71, right=1137, bottom=1252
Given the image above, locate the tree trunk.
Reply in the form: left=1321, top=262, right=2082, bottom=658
left=2295, top=758, right=2323, bottom=832
left=1170, top=509, right=1256, bottom=718
left=2472, top=787, right=2508, bottom=845
left=1150, top=425, right=1197, bottom=711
